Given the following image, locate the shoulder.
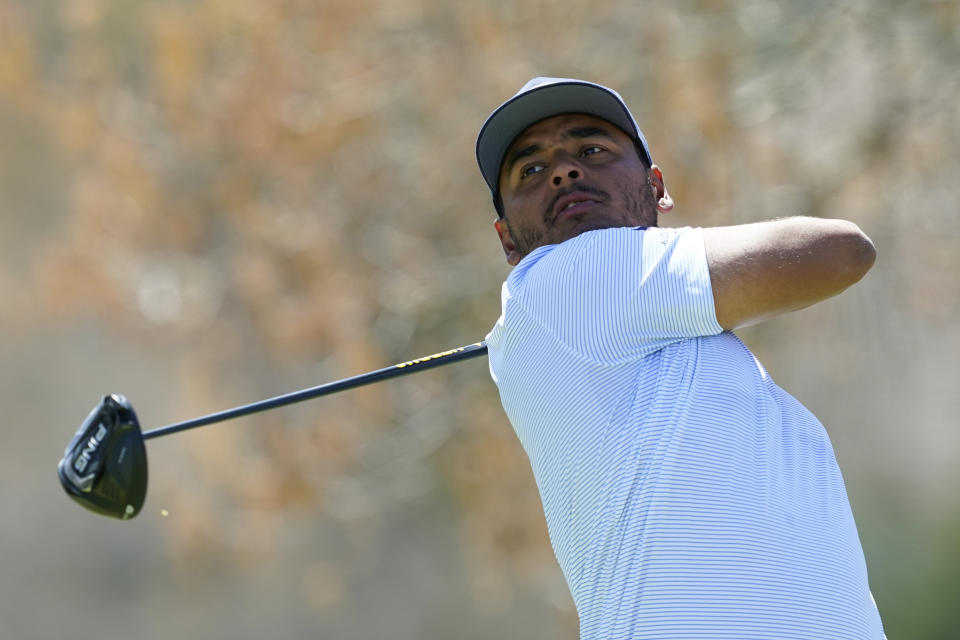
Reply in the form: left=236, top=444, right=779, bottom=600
left=506, top=226, right=701, bottom=290
left=554, top=226, right=703, bottom=273
left=519, top=226, right=652, bottom=268
left=569, top=226, right=698, bottom=253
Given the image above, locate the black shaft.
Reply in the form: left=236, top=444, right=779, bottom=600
left=142, top=341, right=488, bottom=441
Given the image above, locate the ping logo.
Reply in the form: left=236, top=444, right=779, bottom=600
left=73, top=423, right=109, bottom=474
left=395, top=344, right=480, bottom=369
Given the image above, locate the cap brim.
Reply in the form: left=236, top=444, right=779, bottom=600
left=476, top=81, right=650, bottom=194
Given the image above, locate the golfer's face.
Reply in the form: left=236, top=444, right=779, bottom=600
left=496, top=113, right=656, bottom=264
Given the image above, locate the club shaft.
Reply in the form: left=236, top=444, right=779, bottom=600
left=142, top=341, right=488, bottom=441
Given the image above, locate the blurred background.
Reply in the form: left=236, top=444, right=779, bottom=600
left=1, top=0, right=958, bottom=637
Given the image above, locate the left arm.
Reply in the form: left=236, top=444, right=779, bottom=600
left=702, top=217, right=876, bottom=330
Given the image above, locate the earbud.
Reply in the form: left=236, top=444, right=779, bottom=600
left=658, top=193, right=674, bottom=212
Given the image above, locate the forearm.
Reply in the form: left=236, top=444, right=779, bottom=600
left=703, top=216, right=876, bottom=330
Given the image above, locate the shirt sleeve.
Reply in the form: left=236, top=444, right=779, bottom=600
left=514, top=226, right=723, bottom=364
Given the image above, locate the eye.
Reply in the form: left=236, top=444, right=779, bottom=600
left=581, top=145, right=605, bottom=157
left=520, top=164, right=544, bottom=179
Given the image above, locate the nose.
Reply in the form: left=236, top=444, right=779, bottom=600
left=552, top=168, right=580, bottom=186
left=550, top=155, right=582, bottom=187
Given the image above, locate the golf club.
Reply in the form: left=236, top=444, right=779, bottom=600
left=58, top=341, right=488, bottom=520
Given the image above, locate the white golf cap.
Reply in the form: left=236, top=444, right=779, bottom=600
left=475, top=77, right=653, bottom=201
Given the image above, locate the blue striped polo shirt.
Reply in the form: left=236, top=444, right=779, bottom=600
left=486, top=226, right=884, bottom=639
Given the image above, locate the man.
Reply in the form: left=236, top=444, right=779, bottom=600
left=476, top=77, right=885, bottom=639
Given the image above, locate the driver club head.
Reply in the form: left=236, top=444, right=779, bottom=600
left=58, top=394, right=148, bottom=520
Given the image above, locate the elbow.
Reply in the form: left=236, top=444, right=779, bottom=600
left=832, top=220, right=876, bottom=286
left=847, top=222, right=876, bottom=280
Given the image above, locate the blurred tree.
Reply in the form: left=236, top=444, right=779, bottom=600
left=2, top=0, right=958, bottom=637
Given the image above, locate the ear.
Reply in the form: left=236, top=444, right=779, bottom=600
left=494, top=218, right=523, bottom=266
left=648, top=164, right=674, bottom=213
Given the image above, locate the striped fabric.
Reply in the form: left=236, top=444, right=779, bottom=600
left=486, top=227, right=885, bottom=639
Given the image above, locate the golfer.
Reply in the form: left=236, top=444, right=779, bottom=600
left=476, top=77, right=885, bottom=639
